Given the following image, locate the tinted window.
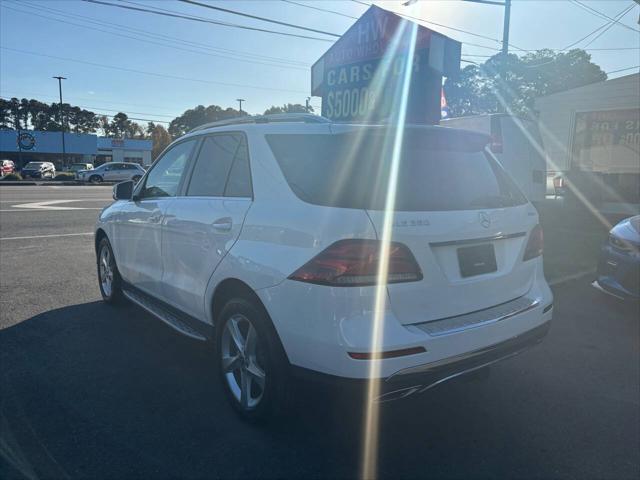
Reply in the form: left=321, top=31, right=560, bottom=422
left=141, top=140, right=195, bottom=198
left=187, top=134, right=251, bottom=197
left=224, top=139, right=252, bottom=197
left=266, top=129, right=526, bottom=211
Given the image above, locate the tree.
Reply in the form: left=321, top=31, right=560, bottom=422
left=149, top=124, right=172, bottom=160
left=168, top=104, right=245, bottom=138
left=444, top=49, right=606, bottom=118
left=0, top=99, right=14, bottom=129
left=263, top=103, right=312, bottom=115
left=104, top=112, right=145, bottom=138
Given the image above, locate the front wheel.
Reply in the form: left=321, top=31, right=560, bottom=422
left=216, top=297, right=290, bottom=422
left=97, top=237, right=123, bottom=303
left=89, top=175, right=103, bottom=184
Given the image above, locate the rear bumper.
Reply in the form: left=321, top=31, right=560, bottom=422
left=258, top=264, right=553, bottom=379
left=291, top=320, right=551, bottom=402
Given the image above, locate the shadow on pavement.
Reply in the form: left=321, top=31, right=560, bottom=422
left=1, top=286, right=638, bottom=479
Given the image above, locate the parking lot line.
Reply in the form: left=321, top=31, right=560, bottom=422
left=0, top=232, right=94, bottom=241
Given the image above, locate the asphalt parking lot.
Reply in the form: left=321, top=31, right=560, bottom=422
left=1, top=185, right=638, bottom=479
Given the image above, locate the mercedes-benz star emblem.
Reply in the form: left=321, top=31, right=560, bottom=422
left=479, top=211, right=491, bottom=229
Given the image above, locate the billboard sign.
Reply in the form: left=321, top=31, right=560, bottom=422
left=311, top=6, right=460, bottom=124
left=571, top=108, right=640, bottom=174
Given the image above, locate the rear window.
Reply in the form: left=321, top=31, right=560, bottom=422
left=266, top=129, right=527, bottom=211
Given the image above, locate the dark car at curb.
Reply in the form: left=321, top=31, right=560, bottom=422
left=21, top=161, right=56, bottom=179
left=594, top=215, right=640, bottom=300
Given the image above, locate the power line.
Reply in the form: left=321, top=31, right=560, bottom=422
left=5, top=1, right=310, bottom=69
left=0, top=89, right=182, bottom=112
left=563, top=4, right=636, bottom=50
left=0, top=47, right=309, bottom=95
left=583, top=4, right=636, bottom=49
left=349, top=0, right=527, bottom=51
left=0, top=96, right=175, bottom=125
left=606, top=65, right=639, bottom=75
left=569, top=0, right=639, bottom=33
left=281, top=0, right=358, bottom=19
left=177, top=0, right=341, bottom=37
left=81, top=0, right=333, bottom=42
left=1, top=3, right=309, bottom=72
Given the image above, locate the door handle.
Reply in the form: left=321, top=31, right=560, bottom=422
left=212, top=217, right=233, bottom=232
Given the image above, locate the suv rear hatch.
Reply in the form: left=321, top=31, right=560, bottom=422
left=266, top=125, right=537, bottom=324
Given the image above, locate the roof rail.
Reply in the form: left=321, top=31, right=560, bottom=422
left=189, top=113, right=331, bottom=133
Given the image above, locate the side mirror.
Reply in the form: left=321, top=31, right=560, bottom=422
left=113, top=180, right=134, bottom=201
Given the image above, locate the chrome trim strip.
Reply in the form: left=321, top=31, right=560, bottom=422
left=414, top=296, right=540, bottom=337
left=388, top=321, right=550, bottom=381
left=429, top=231, right=526, bottom=247
left=123, top=289, right=207, bottom=341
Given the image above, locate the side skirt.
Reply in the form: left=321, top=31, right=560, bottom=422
left=122, top=283, right=212, bottom=341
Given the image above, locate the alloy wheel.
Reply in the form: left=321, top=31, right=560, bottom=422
left=99, top=245, right=113, bottom=297
left=221, top=314, right=266, bottom=409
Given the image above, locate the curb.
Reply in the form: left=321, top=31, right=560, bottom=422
left=548, top=268, right=596, bottom=287
left=0, top=181, right=116, bottom=186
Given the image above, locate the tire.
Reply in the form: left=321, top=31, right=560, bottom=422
left=97, top=237, right=123, bottom=304
left=216, top=296, right=290, bottom=422
left=89, top=175, right=103, bottom=184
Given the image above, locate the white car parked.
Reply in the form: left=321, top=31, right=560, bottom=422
left=78, top=162, right=145, bottom=183
left=95, top=114, right=553, bottom=421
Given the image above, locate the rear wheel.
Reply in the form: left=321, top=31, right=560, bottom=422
left=97, top=237, right=123, bottom=303
left=89, top=175, right=102, bottom=184
left=216, top=297, right=290, bottom=422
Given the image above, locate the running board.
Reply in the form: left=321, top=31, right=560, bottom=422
left=123, top=288, right=208, bottom=341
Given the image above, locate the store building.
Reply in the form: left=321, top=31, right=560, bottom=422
left=535, top=73, right=640, bottom=214
left=96, top=137, right=152, bottom=166
left=0, top=129, right=152, bottom=169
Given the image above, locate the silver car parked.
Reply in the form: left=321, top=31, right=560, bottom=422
left=78, top=162, right=145, bottom=184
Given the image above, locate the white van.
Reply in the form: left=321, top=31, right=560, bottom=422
left=442, top=114, right=547, bottom=203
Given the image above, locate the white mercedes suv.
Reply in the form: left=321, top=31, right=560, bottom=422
left=95, top=114, right=552, bottom=421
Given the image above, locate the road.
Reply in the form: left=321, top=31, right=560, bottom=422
left=1, top=186, right=639, bottom=479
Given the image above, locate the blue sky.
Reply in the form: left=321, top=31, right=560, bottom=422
left=1, top=0, right=638, bottom=125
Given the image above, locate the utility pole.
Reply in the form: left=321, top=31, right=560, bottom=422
left=236, top=98, right=245, bottom=114
left=53, top=76, right=67, bottom=167
left=501, top=0, right=511, bottom=78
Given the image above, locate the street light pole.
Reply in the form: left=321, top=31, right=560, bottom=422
left=236, top=98, right=245, bottom=114
left=53, top=76, right=67, bottom=167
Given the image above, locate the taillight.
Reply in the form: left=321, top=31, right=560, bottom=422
left=289, top=239, right=423, bottom=286
left=553, top=176, right=564, bottom=188
left=523, top=225, right=543, bottom=261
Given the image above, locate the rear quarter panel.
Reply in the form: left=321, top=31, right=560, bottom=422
left=203, top=125, right=377, bottom=325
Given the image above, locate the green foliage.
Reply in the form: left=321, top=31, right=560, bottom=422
left=263, top=103, right=312, bottom=115
left=149, top=124, right=172, bottom=160
left=169, top=105, right=246, bottom=138
left=444, top=49, right=607, bottom=118
left=0, top=173, right=23, bottom=181
left=0, top=97, right=99, bottom=133
left=101, top=112, right=145, bottom=139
